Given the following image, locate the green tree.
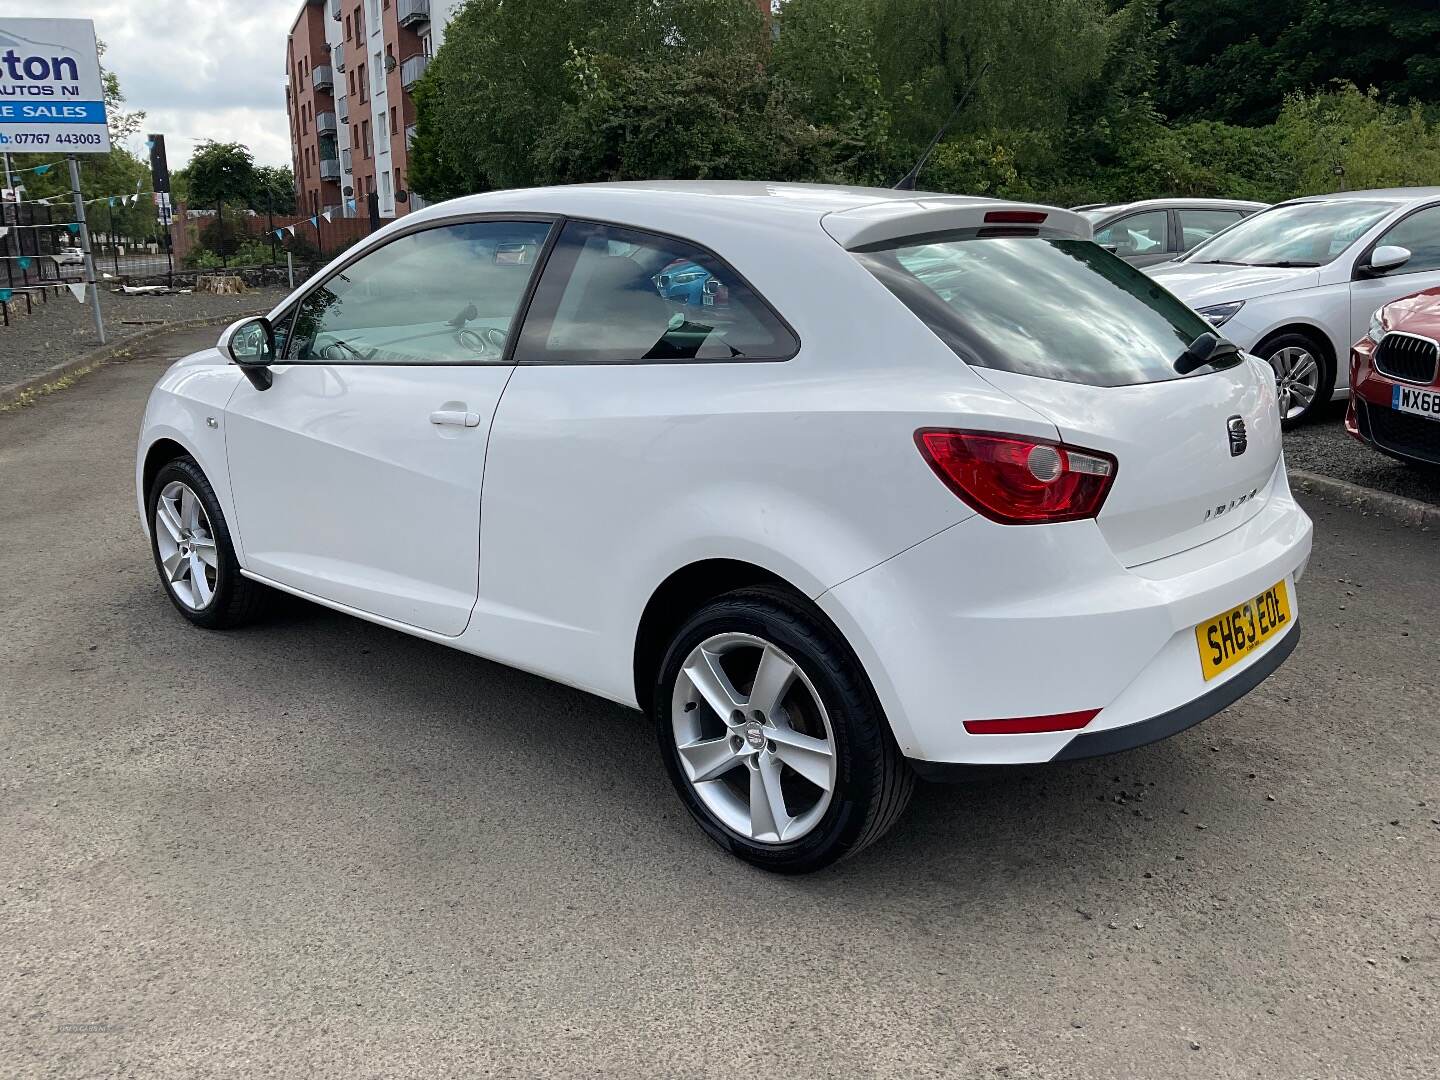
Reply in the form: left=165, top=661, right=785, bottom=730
left=409, top=0, right=773, bottom=200
left=253, top=165, right=297, bottom=215
left=183, top=141, right=258, bottom=208
left=1154, top=0, right=1440, bottom=126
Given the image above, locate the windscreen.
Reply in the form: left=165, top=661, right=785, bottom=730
left=1180, top=199, right=1397, bottom=267
left=854, top=233, right=1219, bottom=387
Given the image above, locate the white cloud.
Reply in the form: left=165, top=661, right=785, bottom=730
left=8, top=0, right=297, bottom=167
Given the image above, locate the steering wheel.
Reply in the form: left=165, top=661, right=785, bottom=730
left=457, top=325, right=509, bottom=358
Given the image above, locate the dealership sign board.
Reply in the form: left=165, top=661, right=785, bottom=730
left=0, top=19, right=110, bottom=154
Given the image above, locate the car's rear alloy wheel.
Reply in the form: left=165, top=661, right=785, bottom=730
left=655, top=588, right=914, bottom=873
left=148, top=456, right=269, bottom=629
left=672, top=632, right=838, bottom=844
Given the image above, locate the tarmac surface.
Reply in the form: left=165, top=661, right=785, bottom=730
left=2, top=325, right=1436, bottom=1078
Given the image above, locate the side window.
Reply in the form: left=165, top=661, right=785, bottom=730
left=285, top=220, right=552, bottom=364
left=1178, top=209, right=1244, bottom=252
left=1372, top=205, right=1440, bottom=274
left=514, top=221, right=797, bottom=363
left=1094, top=210, right=1168, bottom=256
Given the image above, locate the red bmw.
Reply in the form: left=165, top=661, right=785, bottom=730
left=1348, top=286, right=1440, bottom=467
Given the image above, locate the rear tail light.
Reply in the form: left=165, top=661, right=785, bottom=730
left=915, top=429, right=1117, bottom=524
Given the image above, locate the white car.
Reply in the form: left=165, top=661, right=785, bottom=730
left=53, top=247, right=85, bottom=266
left=136, top=182, right=1312, bottom=872
left=1147, top=187, right=1440, bottom=425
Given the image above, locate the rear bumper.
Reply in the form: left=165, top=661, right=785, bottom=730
left=909, top=621, right=1300, bottom=781
left=817, top=462, right=1312, bottom=768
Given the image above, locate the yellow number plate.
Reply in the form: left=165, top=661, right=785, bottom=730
left=1195, top=580, right=1292, bottom=681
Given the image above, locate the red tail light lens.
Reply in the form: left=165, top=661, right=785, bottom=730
left=983, top=210, right=1048, bottom=224
left=915, top=429, right=1117, bottom=524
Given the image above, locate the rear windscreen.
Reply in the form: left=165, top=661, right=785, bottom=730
left=853, top=233, right=1218, bottom=387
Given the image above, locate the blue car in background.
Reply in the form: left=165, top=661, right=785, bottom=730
left=654, top=259, right=731, bottom=309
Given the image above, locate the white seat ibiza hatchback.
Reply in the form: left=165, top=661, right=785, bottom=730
left=137, top=183, right=1312, bottom=872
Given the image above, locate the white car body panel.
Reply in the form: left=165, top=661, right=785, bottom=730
left=137, top=181, right=1312, bottom=766
left=1148, top=189, right=1440, bottom=398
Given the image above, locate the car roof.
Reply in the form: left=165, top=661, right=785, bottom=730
left=402, top=181, right=1093, bottom=249
left=1072, top=197, right=1268, bottom=217
left=1286, top=186, right=1440, bottom=205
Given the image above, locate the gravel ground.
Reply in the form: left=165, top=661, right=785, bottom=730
left=1, top=329, right=1437, bottom=1079
left=0, top=285, right=289, bottom=390
left=1284, top=398, right=1440, bottom=505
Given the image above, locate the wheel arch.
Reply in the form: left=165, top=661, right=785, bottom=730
left=142, top=437, right=192, bottom=504
left=633, top=559, right=838, bottom=717
left=1253, top=322, right=1339, bottom=378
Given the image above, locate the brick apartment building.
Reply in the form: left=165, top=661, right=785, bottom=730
left=286, top=0, right=455, bottom=221
left=286, top=0, right=773, bottom=222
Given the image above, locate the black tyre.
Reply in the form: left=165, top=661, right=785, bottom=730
left=653, top=587, right=914, bottom=873
left=1257, top=332, right=1333, bottom=428
left=147, top=456, right=269, bottom=629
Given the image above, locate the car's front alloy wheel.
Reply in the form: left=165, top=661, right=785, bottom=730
left=654, top=588, right=914, bottom=873
left=147, top=456, right=269, bottom=629
left=1259, top=333, right=1332, bottom=427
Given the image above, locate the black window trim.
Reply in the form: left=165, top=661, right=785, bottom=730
left=511, top=216, right=801, bottom=367
left=1352, top=199, right=1440, bottom=281
left=272, top=211, right=564, bottom=366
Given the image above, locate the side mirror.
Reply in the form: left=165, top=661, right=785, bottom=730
left=219, top=316, right=275, bottom=391
left=1363, top=244, right=1412, bottom=277
left=1102, top=243, right=1120, bottom=254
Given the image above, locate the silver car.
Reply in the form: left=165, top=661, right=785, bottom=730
left=1074, top=198, right=1267, bottom=267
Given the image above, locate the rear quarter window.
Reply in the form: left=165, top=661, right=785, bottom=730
left=854, top=232, right=1217, bottom=387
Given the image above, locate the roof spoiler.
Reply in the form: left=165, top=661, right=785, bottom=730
left=821, top=201, right=1095, bottom=250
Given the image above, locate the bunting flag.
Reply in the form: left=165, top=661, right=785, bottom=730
left=275, top=228, right=285, bottom=239
left=0, top=227, right=7, bottom=240
left=16, top=256, right=31, bottom=271
left=37, top=197, right=51, bottom=206
left=286, top=225, right=297, bottom=236
left=345, top=198, right=357, bottom=212
left=309, top=215, right=319, bottom=227
left=33, top=163, right=52, bottom=176
left=67, top=282, right=87, bottom=303
left=0, top=288, right=11, bottom=303
left=321, top=210, right=334, bottom=223
left=108, top=196, right=117, bottom=208
left=67, top=222, right=81, bottom=234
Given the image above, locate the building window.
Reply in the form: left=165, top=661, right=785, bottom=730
left=301, top=107, right=307, bottom=135
left=380, top=168, right=391, bottom=206
left=373, top=51, right=383, bottom=95
left=345, top=14, right=352, bottom=39
left=368, top=0, right=380, bottom=26
left=348, top=70, right=355, bottom=96
left=389, top=106, right=397, bottom=136
left=358, top=62, right=367, bottom=102
left=362, top=119, right=372, bottom=159
left=296, top=61, right=304, bottom=90
left=354, top=4, right=362, bottom=36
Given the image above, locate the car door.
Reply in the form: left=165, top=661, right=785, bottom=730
left=1350, top=203, right=1440, bottom=347
left=224, top=216, right=554, bottom=636
left=1093, top=210, right=1170, bottom=266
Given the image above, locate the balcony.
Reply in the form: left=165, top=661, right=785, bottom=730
left=311, top=64, right=334, bottom=92
left=337, top=94, right=348, bottom=123
left=400, top=54, right=429, bottom=90
left=340, top=147, right=352, bottom=172
left=316, top=110, right=337, bottom=135
left=333, top=42, right=345, bottom=72
left=397, top=0, right=430, bottom=28
left=329, top=0, right=341, bottom=20
left=319, top=156, right=341, bottom=181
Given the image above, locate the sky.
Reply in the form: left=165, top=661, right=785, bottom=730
left=0, top=0, right=297, bottom=169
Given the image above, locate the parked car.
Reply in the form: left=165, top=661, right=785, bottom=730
left=654, top=259, right=712, bottom=305
left=1347, top=286, right=1440, bottom=467
left=53, top=247, right=85, bottom=266
left=136, top=182, right=1311, bottom=872
left=1148, top=187, right=1440, bottom=426
left=1073, top=199, right=1266, bottom=267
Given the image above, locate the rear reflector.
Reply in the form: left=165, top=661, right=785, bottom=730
left=963, top=709, right=1100, bottom=735
left=915, top=429, right=1117, bottom=525
left=983, top=210, right=1048, bottom=224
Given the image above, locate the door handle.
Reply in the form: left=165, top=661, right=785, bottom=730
left=429, top=409, right=481, bottom=428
